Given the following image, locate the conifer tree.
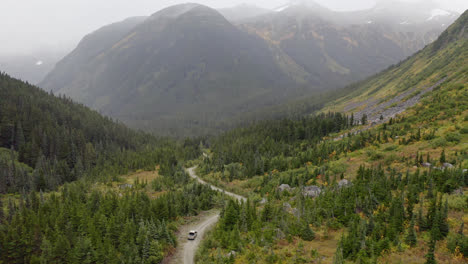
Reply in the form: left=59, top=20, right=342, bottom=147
left=425, top=232, right=437, bottom=264
left=301, top=222, right=316, bottom=241
left=333, top=244, right=344, bottom=264
left=439, top=150, right=446, bottom=164
left=405, top=216, right=417, bottom=247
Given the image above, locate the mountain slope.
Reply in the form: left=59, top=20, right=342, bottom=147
left=322, top=9, right=467, bottom=123
left=40, top=2, right=460, bottom=137
left=240, top=0, right=459, bottom=90
left=0, top=71, right=178, bottom=193
left=196, top=11, right=468, bottom=264
left=41, top=4, right=293, bottom=136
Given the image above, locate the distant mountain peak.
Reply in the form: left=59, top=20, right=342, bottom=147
left=149, top=3, right=213, bottom=20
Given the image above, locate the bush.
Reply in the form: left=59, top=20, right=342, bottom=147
left=367, top=149, right=384, bottom=161
left=447, top=194, right=468, bottom=211
left=384, top=154, right=398, bottom=166
left=384, top=145, right=398, bottom=152
left=431, top=137, right=447, bottom=148
left=447, top=233, right=468, bottom=257
left=460, top=126, right=468, bottom=134
left=445, top=132, right=461, bottom=143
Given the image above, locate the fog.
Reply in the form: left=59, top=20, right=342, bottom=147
left=1, top=0, right=467, bottom=55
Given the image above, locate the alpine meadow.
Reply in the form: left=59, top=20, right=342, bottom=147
left=0, top=1, right=467, bottom=264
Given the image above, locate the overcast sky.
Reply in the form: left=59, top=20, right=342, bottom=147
left=1, top=0, right=467, bottom=55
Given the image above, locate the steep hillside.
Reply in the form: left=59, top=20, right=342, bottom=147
left=41, top=4, right=293, bottom=137
left=0, top=72, right=188, bottom=194
left=195, top=11, right=468, bottom=264
left=240, top=1, right=458, bottom=90
left=322, top=9, right=467, bottom=125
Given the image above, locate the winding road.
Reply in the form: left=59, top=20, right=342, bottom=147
left=168, top=166, right=246, bottom=264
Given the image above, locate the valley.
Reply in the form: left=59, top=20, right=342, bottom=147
left=0, top=2, right=467, bottom=264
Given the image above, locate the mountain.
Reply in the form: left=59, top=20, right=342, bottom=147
left=41, top=4, right=293, bottom=136
left=239, top=0, right=459, bottom=90
left=321, top=9, right=467, bottom=122
left=40, top=2, right=459, bottom=137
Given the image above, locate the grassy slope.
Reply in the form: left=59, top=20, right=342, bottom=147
left=198, top=59, right=468, bottom=264
left=322, top=11, right=467, bottom=115
left=197, top=12, right=468, bottom=264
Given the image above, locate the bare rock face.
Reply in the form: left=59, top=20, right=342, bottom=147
left=303, top=186, right=321, bottom=198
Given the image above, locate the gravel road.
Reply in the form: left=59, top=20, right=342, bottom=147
left=168, top=166, right=246, bottom=264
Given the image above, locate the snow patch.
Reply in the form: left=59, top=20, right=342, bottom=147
left=274, top=4, right=291, bottom=12
left=427, top=9, right=451, bottom=21
left=366, top=20, right=373, bottom=24
left=399, top=21, right=410, bottom=25
left=35, top=60, right=43, bottom=66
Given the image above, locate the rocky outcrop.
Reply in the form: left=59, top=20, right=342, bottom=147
left=303, top=186, right=322, bottom=198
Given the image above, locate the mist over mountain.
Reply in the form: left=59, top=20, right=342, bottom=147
left=41, top=4, right=293, bottom=136
left=40, top=1, right=460, bottom=136
left=0, top=50, right=66, bottom=85
left=218, top=4, right=271, bottom=22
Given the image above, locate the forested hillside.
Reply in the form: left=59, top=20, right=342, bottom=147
left=196, top=11, right=468, bottom=264
left=0, top=71, right=204, bottom=193
left=0, top=166, right=221, bottom=263
left=0, top=72, right=216, bottom=263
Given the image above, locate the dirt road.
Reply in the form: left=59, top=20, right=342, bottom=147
left=168, top=167, right=246, bottom=264
left=187, top=166, right=246, bottom=202
left=168, top=210, right=219, bottom=264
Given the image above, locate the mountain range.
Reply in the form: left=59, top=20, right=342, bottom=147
left=40, top=1, right=460, bottom=136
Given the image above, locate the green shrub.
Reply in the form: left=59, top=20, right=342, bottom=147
left=431, top=137, right=447, bottom=148
left=367, top=149, right=384, bottom=161
left=447, top=194, right=468, bottom=211
left=445, top=132, right=461, bottom=143
left=447, top=233, right=468, bottom=257
left=384, top=145, right=398, bottom=152
left=384, top=154, right=398, bottom=166
left=460, top=126, right=468, bottom=134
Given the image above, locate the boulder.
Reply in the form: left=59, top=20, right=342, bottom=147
left=443, top=163, right=454, bottom=169
left=338, top=179, right=351, bottom=188
left=452, top=188, right=464, bottom=196
left=278, top=184, right=292, bottom=192
left=421, top=162, right=432, bottom=168
left=303, top=186, right=321, bottom=198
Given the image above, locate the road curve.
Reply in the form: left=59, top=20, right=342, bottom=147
left=169, top=167, right=246, bottom=264
left=187, top=166, right=247, bottom=202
